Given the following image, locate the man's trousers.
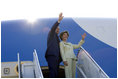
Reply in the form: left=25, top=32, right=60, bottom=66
left=46, top=56, right=60, bottom=78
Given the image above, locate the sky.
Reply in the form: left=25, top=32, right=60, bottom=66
left=0, top=0, right=118, bottom=21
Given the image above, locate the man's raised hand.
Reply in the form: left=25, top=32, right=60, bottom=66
left=58, top=12, right=64, bottom=23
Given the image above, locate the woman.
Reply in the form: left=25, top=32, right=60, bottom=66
left=59, top=31, right=86, bottom=78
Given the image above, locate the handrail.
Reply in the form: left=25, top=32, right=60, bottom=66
left=76, top=46, right=109, bottom=78
left=76, top=64, right=87, bottom=78
left=17, top=53, right=22, bottom=78
left=80, top=46, right=109, bottom=77
left=33, top=49, right=43, bottom=78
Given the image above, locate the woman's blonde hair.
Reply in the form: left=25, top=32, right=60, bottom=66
left=59, top=31, right=69, bottom=40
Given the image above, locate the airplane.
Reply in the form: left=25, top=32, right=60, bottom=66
left=1, top=18, right=117, bottom=78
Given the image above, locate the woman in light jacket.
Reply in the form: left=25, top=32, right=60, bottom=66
left=59, top=31, right=86, bottom=78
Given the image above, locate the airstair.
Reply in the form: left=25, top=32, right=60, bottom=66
left=17, top=47, right=109, bottom=78
left=76, top=47, right=109, bottom=78
left=17, top=49, right=43, bottom=78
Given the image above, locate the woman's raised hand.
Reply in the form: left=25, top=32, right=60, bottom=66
left=82, top=33, right=86, bottom=40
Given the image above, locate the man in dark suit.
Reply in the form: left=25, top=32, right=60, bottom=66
left=45, top=13, right=63, bottom=78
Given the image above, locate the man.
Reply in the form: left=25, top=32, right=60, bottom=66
left=45, top=13, right=64, bottom=78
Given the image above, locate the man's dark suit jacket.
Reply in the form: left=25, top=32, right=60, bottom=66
left=45, top=21, right=62, bottom=62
